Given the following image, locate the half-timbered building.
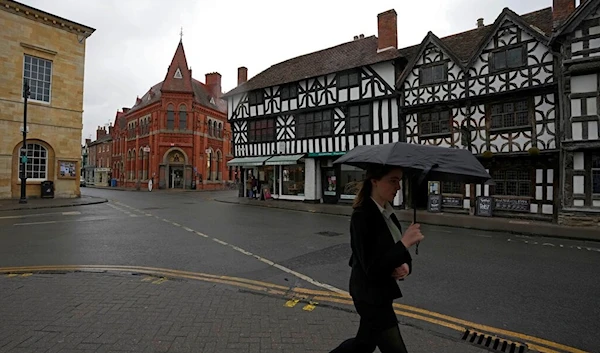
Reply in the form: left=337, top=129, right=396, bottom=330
left=224, top=10, right=407, bottom=204
left=551, top=0, right=600, bottom=226
left=110, top=39, right=233, bottom=190
left=398, top=7, right=559, bottom=221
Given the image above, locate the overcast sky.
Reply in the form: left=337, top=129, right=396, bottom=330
left=19, top=0, right=568, bottom=144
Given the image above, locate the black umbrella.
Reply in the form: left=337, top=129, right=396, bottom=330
left=334, top=142, right=494, bottom=254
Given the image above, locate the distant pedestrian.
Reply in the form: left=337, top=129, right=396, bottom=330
left=330, top=165, right=424, bottom=353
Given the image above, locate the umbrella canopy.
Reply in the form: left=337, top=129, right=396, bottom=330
left=333, top=142, right=493, bottom=185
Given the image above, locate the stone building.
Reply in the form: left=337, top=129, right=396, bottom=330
left=0, top=0, right=94, bottom=199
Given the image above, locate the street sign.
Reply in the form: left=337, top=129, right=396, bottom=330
left=143, top=146, right=150, bottom=152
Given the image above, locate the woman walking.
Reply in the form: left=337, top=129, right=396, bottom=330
left=330, top=165, right=424, bottom=353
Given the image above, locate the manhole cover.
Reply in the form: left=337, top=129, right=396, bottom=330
left=461, top=329, right=529, bottom=353
left=316, top=231, right=343, bottom=237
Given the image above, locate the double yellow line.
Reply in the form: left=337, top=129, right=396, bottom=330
left=0, top=265, right=588, bottom=353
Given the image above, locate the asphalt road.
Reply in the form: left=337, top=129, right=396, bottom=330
left=0, top=188, right=598, bottom=352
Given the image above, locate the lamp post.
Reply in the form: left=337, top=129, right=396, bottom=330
left=19, top=80, right=30, bottom=204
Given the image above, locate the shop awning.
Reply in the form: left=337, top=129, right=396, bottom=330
left=227, top=156, right=270, bottom=167
left=265, top=154, right=305, bottom=166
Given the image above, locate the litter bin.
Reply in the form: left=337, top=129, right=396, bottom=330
left=40, top=180, right=54, bottom=198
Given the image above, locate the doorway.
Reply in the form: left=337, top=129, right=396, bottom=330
left=169, top=166, right=184, bottom=189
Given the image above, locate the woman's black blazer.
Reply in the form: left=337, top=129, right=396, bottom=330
left=348, top=198, right=413, bottom=304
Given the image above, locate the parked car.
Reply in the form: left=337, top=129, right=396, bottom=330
left=80, top=177, right=86, bottom=187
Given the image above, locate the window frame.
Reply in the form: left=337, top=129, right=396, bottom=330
left=166, top=104, right=175, bottom=130
left=490, top=44, right=527, bottom=72
left=248, top=90, right=265, bottom=106
left=280, top=83, right=298, bottom=101
left=592, top=153, right=600, bottom=195
left=23, top=54, right=52, bottom=104
left=418, top=62, right=448, bottom=86
left=418, top=110, right=452, bottom=137
left=492, top=168, right=532, bottom=197
left=346, top=104, right=372, bottom=134
left=487, top=98, right=532, bottom=132
left=296, top=110, right=333, bottom=139
left=20, top=143, right=48, bottom=181
left=248, top=118, right=276, bottom=143
left=337, top=69, right=361, bottom=89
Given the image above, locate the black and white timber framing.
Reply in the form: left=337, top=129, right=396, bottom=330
left=552, top=0, right=600, bottom=225
left=399, top=8, right=559, bottom=219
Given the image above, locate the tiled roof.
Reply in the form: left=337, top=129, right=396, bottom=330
left=126, top=80, right=226, bottom=115
left=223, top=7, right=553, bottom=99
left=223, top=36, right=404, bottom=97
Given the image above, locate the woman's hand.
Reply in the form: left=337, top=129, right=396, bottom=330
left=392, top=263, right=410, bottom=280
left=401, top=223, right=425, bottom=248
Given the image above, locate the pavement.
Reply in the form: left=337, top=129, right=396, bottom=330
left=0, top=267, right=493, bottom=353
left=214, top=195, right=600, bottom=242
left=0, top=195, right=107, bottom=212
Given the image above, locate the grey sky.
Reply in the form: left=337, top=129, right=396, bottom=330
left=20, top=0, right=560, bottom=143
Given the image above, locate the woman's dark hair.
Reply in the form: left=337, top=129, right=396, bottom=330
left=352, top=164, right=398, bottom=209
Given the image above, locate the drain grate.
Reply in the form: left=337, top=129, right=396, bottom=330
left=461, top=329, right=529, bottom=353
left=315, top=231, right=343, bottom=237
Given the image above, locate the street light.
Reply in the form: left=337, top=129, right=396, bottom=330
left=19, top=79, right=30, bottom=204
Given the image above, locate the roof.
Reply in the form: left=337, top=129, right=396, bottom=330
left=223, top=36, right=404, bottom=98
left=223, top=7, right=553, bottom=99
left=1, top=0, right=95, bottom=35
left=126, top=79, right=226, bottom=115
left=551, top=0, right=600, bottom=42
left=87, top=134, right=112, bottom=146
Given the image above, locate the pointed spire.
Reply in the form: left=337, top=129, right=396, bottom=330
left=161, top=40, right=193, bottom=93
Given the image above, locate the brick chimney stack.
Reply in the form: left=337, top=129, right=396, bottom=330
left=205, top=72, right=222, bottom=98
left=553, top=0, right=575, bottom=27
left=96, top=126, right=106, bottom=140
left=238, top=67, right=248, bottom=86
left=377, top=9, right=397, bottom=52
left=85, top=138, right=91, bottom=146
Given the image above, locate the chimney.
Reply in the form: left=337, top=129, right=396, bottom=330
left=237, top=66, right=248, bottom=85
left=553, top=0, right=575, bottom=26
left=85, top=138, right=91, bottom=146
left=354, top=35, right=359, bottom=40
left=477, top=18, right=484, bottom=28
left=359, top=34, right=365, bottom=39
left=96, top=126, right=106, bottom=140
left=122, top=107, right=130, bottom=113
left=205, top=72, right=222, bottom=98
left=377, top=9, right=397, bottom=52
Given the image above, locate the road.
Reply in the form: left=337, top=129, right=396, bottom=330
left=0, top=188, right=598, bottom=352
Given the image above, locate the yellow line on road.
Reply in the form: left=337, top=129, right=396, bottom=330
left=0, top=265, right=587, bottom=353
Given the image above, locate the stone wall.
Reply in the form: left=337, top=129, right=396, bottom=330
left=558, top=211, right=600, bottom=227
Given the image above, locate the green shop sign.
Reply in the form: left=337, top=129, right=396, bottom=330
left=307, top=152, right=345, bottom=157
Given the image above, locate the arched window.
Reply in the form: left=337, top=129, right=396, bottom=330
left=213, top=121, right=218, bottom=137
left=167, top=104, right=175, bottom=130
left=218, top=123, right=223, bottom=138
left=178, top=104, right=187, bottom=130
left=216, top=150, right=222, bottom=180
left=208, top=120, right=213, bottom=136
left=206, top=149, right=212, bottom=180
left=21, top=143, right=48, bottom=180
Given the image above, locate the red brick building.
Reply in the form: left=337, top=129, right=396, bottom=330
left=86, top=126, right=112, bottom=186
left=111, top=40, right=232, bottom=189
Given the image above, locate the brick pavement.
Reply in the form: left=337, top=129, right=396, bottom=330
left=0, top=271, right=490, bottom=353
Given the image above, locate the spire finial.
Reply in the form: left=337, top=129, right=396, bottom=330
left=180, top=27, right=183, bottom=42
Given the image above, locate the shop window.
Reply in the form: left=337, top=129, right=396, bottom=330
left=296, top=110, right=333, bottom=138
left=419, top=111, right=451, bottom=136
left=347, top=104, right=371, bottom=133
left=492, top=169, right=531, bottom=197
left=592, top=152, right=600, bottom=194
left=263, top=166, right=278, bottom=195
left=248, top=119, right=275, bottom=142
left=442, top=181, right=462, bottom=194
left=340, top=164, right=366, bottom=198
left=282, top=163, right=305, bottom=196
left=489, top=99, right=530, bottom=130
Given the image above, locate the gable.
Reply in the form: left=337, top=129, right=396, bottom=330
left=568, top=4, right=600, bottom=60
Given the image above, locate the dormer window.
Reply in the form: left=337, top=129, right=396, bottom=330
left=280, top=83, right=298, bottom=100
left=491, top=45, right=525, bottom=72
left=419, top=63, right=447, bottom=85
left=248, top=90, right=264, bottom=106
left=337, top=70, right=361, bottom=89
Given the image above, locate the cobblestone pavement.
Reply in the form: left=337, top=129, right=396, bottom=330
left=0, top=271, right=489, bottom=353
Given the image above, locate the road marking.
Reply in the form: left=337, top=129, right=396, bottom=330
left=507, top=238, right=600, bottom=253
left=473, top=234, right=493, bottom=238
left=183, top=227, right=194, bottom=232
left=302, top=301, right=318, bottom=311
left=14, top=221, right=56, bottom=226
left=0, top=265, right=586, bottom=353
left=61, top=211, right=81, bottom=216
left=284, top=299, right=299, bottom=308
left=0, top=211, right=80, bottom=220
